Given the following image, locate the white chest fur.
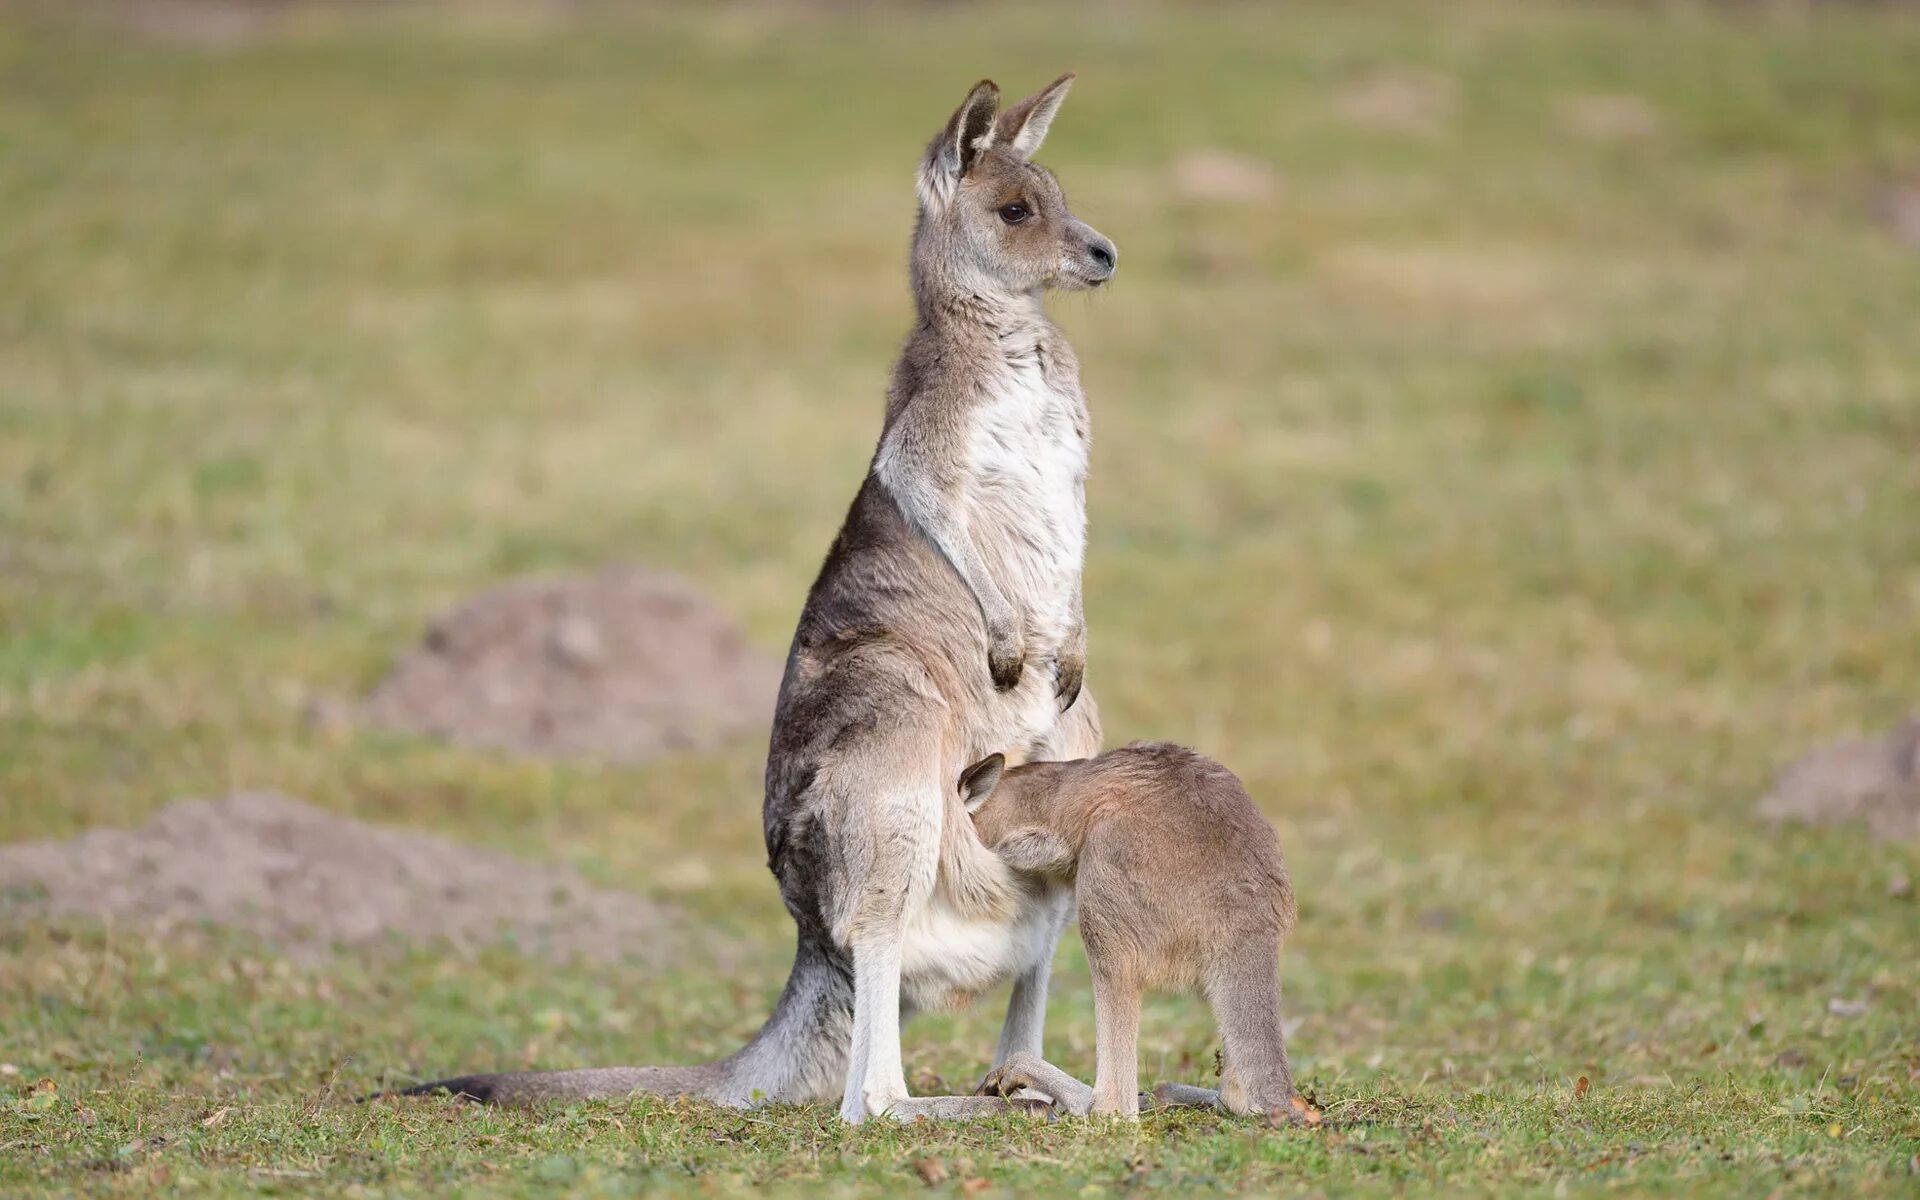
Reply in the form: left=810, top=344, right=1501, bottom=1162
left=898, top=882, right=1068, bottom=1010
left=966, top=349, right=1088, bottom=648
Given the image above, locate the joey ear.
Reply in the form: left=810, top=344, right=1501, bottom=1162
left=919, top=80, right=1000, bottom=209
left=959, top=753, right=1006, bottom=812
left=997, top=72, right=1074, bottom=160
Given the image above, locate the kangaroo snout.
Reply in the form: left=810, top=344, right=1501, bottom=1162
left=1084, top=235, right=1117, bottom=281
left=1057, top=219, right=1116, bottom=289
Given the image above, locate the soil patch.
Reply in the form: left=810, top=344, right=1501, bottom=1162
left=1335, top=68, right=1459, bottom=135
left=361, top=565, right=782, bottom=764
left=0, top=793, right=687, bottom=964
left=1876, top=181, right=1920, bottom=252
left=1758, top=716, right=1920, bottom=842
left=1170, top=149, right=1281, bottom=204
left=1559, top=93, right=1662, bottom=141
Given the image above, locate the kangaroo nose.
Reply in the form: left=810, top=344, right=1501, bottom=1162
left=1087, top=238, right=1117, bottom=278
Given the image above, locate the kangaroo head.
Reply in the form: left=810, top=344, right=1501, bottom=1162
left=958, top=753, right=1061, bottom=845
left=913, top=74, right=1117, bottom=306
left=958, top=752, right=1029, bottom=845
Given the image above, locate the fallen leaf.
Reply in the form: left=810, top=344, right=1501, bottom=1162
left=1574, top=1076, right=1591, bottom=1100
left=1890, top=872, right=1912, bottom=899
left=202, top=1106, right=231, bottom=1128
left=912, top=1159, right=949, bottom=1187
left=1828, top=998, right=1869, bottom=1018
left=0, top=1064, right=17, bottom=1077
left=961, top=1178, right=991, bottom=1194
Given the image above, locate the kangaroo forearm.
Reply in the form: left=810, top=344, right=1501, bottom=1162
left=874, top=463, right=1014, bottom=627
left=943, top=527, right=1017, bottom=630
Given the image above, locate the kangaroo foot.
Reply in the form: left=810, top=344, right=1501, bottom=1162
left=885, top=1094, right=1054, bottom=1122
left=1149, top=1082, right=1224, bottom=1111
left=976, top=1053, right=1095, bottom=1117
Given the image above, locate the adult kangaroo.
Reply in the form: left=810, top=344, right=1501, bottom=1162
left=396, top=74, right=1116, bottom=1123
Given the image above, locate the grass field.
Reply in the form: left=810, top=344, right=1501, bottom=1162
left=4, top=1, right=1920, bottom=1193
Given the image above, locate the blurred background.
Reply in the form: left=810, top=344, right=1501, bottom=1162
left=2, top=0, right=1917, bottom=1191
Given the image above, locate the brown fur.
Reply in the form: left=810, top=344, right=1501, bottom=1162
left=965, top=743, right=1303, bottom=1120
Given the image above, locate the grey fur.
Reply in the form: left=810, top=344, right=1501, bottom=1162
left=385, top=75, right=1116, bottom=1124
left=968, top=744, right=1307, bottom=1122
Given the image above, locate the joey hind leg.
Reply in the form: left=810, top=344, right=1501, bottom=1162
left=1148, top=1060, right=1292, bottom=1116
left=1208, top=942, right=1301, bottom=1120
left=1087, top=965, right=1143, bottom=1117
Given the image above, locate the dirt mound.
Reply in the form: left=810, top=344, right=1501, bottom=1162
left=0, top=793, right=686, bottom=964
left=1335, top=68, right=1459, bottom=135
left=361, top=566, right=782, bottom=764
left=1559, top=93, right=1662, bottom=141
left=1876, top=181, right=1920, bottom=252
left=1170, top=149, right=1281, bottom=204
left=1758, top=717, right=1920, bottom=842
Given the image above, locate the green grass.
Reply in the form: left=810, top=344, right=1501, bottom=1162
left=4, top=0, right=1919, bottom=1193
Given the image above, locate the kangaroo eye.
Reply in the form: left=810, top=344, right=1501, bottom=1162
left=998, top=203, right=1030, bottom=225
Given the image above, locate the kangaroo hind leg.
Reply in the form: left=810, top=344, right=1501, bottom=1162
left=1206, top=941, right=1298, bottom=1119
left=828, top=724, right=1046, bottom=1124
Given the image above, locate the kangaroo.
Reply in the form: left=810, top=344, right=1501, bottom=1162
left=390, top=75, right=1118, bottom=1123
left=960, top=743, right=1305, bottom=1121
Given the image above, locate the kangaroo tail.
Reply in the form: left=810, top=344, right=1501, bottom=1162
left=1206, top=940, right=1296, bottom=1117
left=368, top=935, right=853, bottom=1108
left=377, top=1064, right=725, bottom=1106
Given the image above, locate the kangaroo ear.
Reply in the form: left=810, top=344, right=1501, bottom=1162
left=997, top=72, right=1074, bottom=160
left=959, top=753, right=1006, bottom=812
left=919, top=80, right=1000, bottom=209
left=994, top=826, right=1075, bottom=876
